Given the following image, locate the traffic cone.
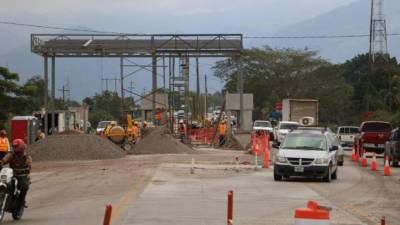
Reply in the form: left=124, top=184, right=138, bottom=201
left=351, top=146, right=357, bottom=161
left=263, top=133, right=270, bottom=168
left=384, top=155, right=391, bottom=176
left=355, top=144, right=360, bottom=161
left=361, top=149, right=368, bottom=167
left=371, top=152, right=377, bottom=171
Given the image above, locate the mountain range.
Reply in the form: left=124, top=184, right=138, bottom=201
left=1, top=0, right=400, bottom=99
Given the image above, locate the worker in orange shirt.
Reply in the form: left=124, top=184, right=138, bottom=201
left=0, top=129, right=10, bottom=159
left=218, top=120, right=227, bottom=147
left=154, top=110, right=162, bottom=127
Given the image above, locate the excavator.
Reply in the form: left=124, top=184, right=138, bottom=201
left=103, top=114, right=140, bottom=151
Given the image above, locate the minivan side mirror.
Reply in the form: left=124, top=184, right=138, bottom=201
left=330, top=146, right=338, bottom=151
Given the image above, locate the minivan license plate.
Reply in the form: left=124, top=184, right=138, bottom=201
left=294, top=167, right=304, bottom=172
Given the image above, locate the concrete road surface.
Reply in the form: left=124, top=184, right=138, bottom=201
left=5, top=149, right=400, bottom=225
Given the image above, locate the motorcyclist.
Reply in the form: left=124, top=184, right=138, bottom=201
left=0, top=139, right=32, bottom=209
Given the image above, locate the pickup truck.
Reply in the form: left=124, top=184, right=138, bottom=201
left=355, top=121, right=392, bottom=155
left=384, top=128, right=400, bottom=167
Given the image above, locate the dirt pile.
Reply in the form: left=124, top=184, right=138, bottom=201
left=29, top=133, right=126, bottom=161
left=133, top=126, right=195, bottom=154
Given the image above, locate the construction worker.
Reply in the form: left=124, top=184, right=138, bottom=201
left=141, top=121, right=148, bottom=138
left=155, top=110, right=162, bottom=127
left=0, top=139, right=32, bottom=212
left=103, top=121, right=117, bottom=136
left=218, top=120, right=227, bottom=147
left=179, top=120, right=187, bottom=143
left=35, top=129, right=45, bottom=142
left=0, top=129, right=10, bottom=159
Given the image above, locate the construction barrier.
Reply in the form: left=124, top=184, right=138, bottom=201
left=361, top=149, right=368, bottom=167
left=384, top=156, right=391, bottom=176
left=227, top=190, right=233, bottom=225
left=371, top=152, right=377, bottom=171
left=295, top=200, right=330, bottom=225
left=103, top=204, right=113, bottom=225
left=189, top=128, right=216, bottom=145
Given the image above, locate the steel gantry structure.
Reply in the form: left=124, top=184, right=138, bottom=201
left=31, top=33, right=243, bottom=134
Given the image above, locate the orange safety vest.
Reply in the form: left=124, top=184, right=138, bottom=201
left=218, top=123, right=227, bottom=135
left=155, top=112, right=161, bottom=121
left=0, top=137, right=9, bottom=152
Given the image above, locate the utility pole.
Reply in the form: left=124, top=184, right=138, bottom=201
left=58, top=85, right=71, bottom=103
left=204, top=75, right=208, bottom=121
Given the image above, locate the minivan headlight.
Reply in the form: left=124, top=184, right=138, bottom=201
left=314, top=158, right=329, bottom=164
left=276, top=155, right=288, bottom=163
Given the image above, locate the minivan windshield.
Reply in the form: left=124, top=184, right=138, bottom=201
left=281, top=133, right=326, bottom=151
left=280, top=123, right=299, bottom=130
left=254, top=121, right=271, bottom=127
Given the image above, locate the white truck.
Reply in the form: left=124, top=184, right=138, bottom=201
left=282, top=99, right=319, bottom=126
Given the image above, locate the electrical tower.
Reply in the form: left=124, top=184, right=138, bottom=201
left=369, top=0, right=389, bottom=65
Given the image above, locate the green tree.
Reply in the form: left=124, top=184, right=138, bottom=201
left=0, top=67, right=24, bottom=127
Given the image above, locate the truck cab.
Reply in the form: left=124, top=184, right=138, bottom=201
left=355, top=121, right=392, bottom=155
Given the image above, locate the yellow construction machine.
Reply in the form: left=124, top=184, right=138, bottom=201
left=103, top=114, right=140, bottom=151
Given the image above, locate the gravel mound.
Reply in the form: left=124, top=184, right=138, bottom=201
left=133, top=126, right=195, bottom=154
left=29, top=133, right=126, bottom=161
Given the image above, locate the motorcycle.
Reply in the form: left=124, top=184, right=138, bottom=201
left=0, top=167, right=24, bottom=222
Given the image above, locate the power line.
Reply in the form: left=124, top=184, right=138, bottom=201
left=2, top=19, right=400, bottom=40
left=0, top=20, right=118, bottom=34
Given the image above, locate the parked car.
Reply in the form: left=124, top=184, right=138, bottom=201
left=297, top=127, right=344, bottom=166
left=336, top=126, right=359, bottom=148
left=384, top=128, right=400, bottom=167
left=355, top=121, right=392, bottom=155
left=273, top=129, right=339, bottom=182
left=253, top=120, right=274, bottom=139
left=274, top=121, right=300, bottom=145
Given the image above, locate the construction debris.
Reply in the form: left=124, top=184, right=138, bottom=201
left=29, top=133, right=126, bottom=161
left=133, top=126, right=196, bottom=155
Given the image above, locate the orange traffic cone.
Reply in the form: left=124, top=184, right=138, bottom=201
left=351, top=146, right=357, bottom=161
left=384, top=155, right=391, bottom=176
left=371, top=152, right=377, bottom=171
left=355, top=144, right=360, bottom=161
left=361, top=149, right=368, bottom=167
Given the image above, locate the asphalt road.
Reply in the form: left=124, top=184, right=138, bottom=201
left=4, top=148, right=400, bottom=225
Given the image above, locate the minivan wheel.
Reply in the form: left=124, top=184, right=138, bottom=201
left=331, top=168, right=337, bottom=180
left=273, top=170, right=282, bottom=181
left=323, top=166, right=331, bottom=182
left=392, top=159, right=399, bottom=167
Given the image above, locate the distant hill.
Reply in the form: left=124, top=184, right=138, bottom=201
left=267, top=0, right=400, bottom=62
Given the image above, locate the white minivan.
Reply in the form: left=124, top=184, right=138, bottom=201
left=274, top=129, right=339, bottom=182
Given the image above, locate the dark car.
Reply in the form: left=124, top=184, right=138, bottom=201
left=355, top=121, right=392, bottom=155
left=384, top=128, right=400, bottom=167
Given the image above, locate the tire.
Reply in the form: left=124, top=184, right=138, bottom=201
left=331, top=168, right=337, bottom=180
left=0, top=192, right=7, bottom=223
left=273, top=170, right=282, bottom=181
left=391, top=159, right=399, bottom=168
left=322, top=166, right=331, bottom=183
left=12, top=203, right=24, bottom=221
left=338, top=161, right=344, bottom=166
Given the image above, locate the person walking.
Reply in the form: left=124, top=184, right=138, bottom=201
left=0, top=129, right=10, bottom=159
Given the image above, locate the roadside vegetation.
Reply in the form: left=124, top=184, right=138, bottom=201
left=2, top=47, right=400, bottom=129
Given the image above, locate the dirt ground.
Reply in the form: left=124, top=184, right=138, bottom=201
left=6, top=148, right=400, bottom=225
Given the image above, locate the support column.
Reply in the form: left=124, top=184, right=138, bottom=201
left=196, top=56, right=200, bottom=120
left=51, top=56, right=56, bottom=133
left=238, top=57, right=244, bottom=131
left=120, top=57, right=125, bottom=118
left=44, top=56, right=48, bottom=136
left=152, top=52, right=157, bottom=119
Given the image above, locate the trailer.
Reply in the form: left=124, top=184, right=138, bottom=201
left=282, top=99, right=319, bottom=126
